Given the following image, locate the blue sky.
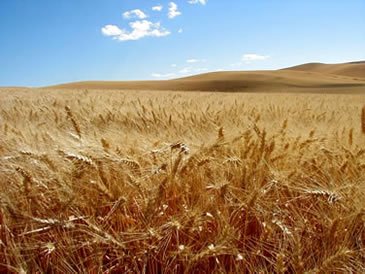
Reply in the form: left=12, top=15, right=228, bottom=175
left=0, top=0, right=364, bottom=87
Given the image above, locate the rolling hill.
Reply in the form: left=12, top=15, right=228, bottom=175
left=283, top=61, right=365, bottom=79
left=46, top=61, right=365, bottom=93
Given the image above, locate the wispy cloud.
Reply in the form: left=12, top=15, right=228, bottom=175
left=152, top=5, right=163, bottom=12
left=152, top=65, right=209, bottom=79
left=186, top=59, right=198, bottom=63
left=194, top=67, right=208, bottom=73
left=229, top=53, right=270, bottom=66
left=188, top=0, right=207, bottom=5
left=186, top=58, right=206, bottom=63
left=123, top=9, right=148, bottom=19
left=101, top=20, right=170, bottom=41
left=242, top=53, right=269, bottom=62
left=178, top=28, right=183, bottom=33
left=168, top=2, right=181, bottom=19
left=179, top=67, right=208, bottom=74
left=179, top=67, right=192, bottom=74
left=152, top=72, right=176, bottom=78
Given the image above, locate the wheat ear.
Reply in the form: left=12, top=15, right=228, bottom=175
left=361, top=106, right=365, bottom=134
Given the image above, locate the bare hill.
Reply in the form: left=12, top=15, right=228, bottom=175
left=284, top=61, right=365, bottom=79
left=46, top=61, right=365, bottom=93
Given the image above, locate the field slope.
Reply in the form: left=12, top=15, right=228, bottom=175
left=284, top=61, right=365, bottom=79
left=47, top=61, right=365, bottom=93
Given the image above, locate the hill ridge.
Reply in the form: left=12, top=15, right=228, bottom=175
left=43, top=61, right=365, bottom=93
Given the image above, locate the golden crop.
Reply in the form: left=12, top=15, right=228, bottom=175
left=0, top=88, right=364, bottom=273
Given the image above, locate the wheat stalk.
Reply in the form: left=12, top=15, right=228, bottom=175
left=360, top=105, right=365, bottom=134
left=15, top=167, right=32, bottom=194
left=65, top=105, right=82, bottom=139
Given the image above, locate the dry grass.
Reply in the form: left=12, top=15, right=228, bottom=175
left=0, top=88, right=365, bottom=273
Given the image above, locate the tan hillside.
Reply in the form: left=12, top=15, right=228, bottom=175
left=284, top=61, right=365, bottom=79
left=46, top=61, right=365, bottom=93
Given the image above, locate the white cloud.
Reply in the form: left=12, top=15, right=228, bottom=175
left=179, top=67, right=192, bottom=74
left=101, top=25, right=123, bottom=36
left=168, top=2, right=181, bottom=19
left=195, top=68, right=208, bottom=72
left=242, top=54, right=269, bottom=61
left=152, top=72, right=176, bottom=78
left=230, top=62, right=244, bottom=68
left=228, top=53, right=270, bottom=67
left=186, top=59, right=198, bottom=63
left=123, top=9, right=148, bottom=19
left=178, top=28, right=183, bottom=33
left=186, top=58, right=206, bottom=63
left=188, top=0, right=207, bottom=5
left=152, top=5, right=163, bottom=11
left=179, top=67, right=208, bottom=74
left=152, top=64, right=209, bottom=79
left=101, top=20, right=170, bottom=41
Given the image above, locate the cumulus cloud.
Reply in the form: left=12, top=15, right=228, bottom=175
left=101, top=20, right=170, bottom=41
left=101, top=25, right=123, bottom=36
left=242, top=54, right=269, bottom=61
left=188, top=0, right=207, bottom=5
left=168, top=2, right=181, bottom=19
left=152, top=5, right=163, bottom=11
left=123, top=9, right=148, bottom=19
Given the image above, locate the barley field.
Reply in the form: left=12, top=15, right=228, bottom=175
left=0, top=88, right=365, bottom=273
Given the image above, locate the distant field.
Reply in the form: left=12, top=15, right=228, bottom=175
left=1, top=88, right=365, bottom=272
left=284, top=61, right=365, bottom=79
left=47, top=61, right=365, bottom=93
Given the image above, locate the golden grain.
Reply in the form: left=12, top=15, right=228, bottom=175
left=0, top=88, right=364, bottom=273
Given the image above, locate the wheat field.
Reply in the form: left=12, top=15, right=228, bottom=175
left=0, top=88, right=365, bottom=273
